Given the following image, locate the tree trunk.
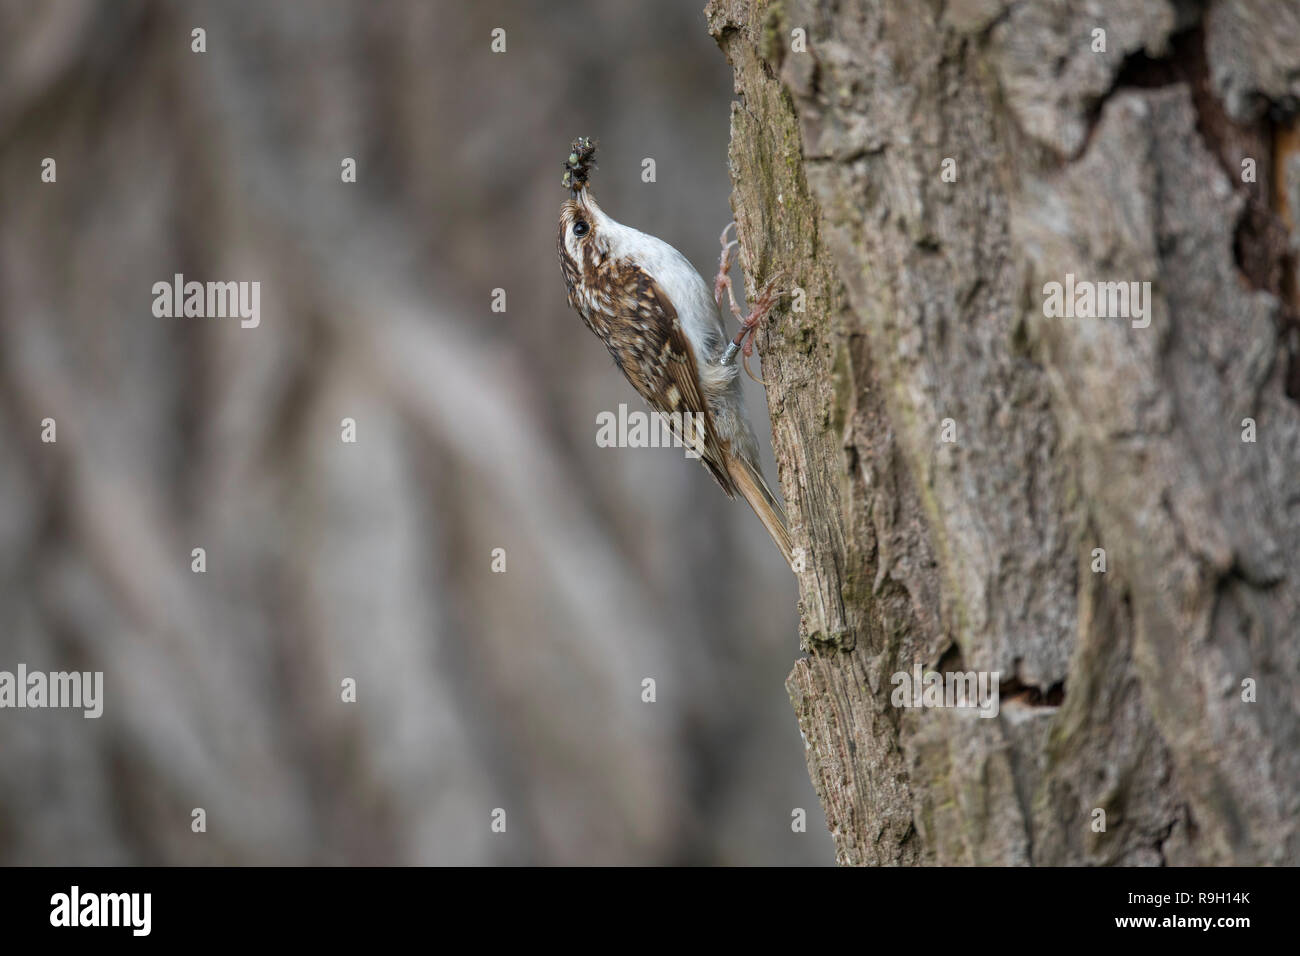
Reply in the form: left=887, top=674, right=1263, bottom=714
left=708, top=0, right=1300, bottom=866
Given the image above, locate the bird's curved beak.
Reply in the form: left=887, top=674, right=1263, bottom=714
left=573, top=189, right=603, bottom=218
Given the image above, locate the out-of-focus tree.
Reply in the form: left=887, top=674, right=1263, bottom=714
left=0, top=0, right=821, bottom=865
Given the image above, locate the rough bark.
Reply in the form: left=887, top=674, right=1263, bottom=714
left=708, top=0, right=1300, bottom=865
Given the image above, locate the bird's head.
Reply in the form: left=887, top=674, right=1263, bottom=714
left=559, top=190, right=609, bottom=266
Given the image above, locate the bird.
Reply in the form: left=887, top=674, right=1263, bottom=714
left=557, top=137, right=793, bottom=567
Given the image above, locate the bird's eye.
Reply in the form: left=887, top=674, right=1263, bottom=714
left=572, top=219, right=589, bottom=237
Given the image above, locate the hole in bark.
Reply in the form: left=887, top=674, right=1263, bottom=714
left=1098, top=25, right=1300, bottom=402
left=936, top=641, right=965, bottom=673
left=999, top=676, right=1066, bottom=707
left=937, top=648, right=1066, bottom=706
left=1000, top=656, right=1066, bottom=706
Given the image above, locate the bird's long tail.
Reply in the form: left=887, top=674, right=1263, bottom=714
left=725, top=450, right=794, bottom=569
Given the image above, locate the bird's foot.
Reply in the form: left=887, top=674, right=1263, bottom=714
left=720, top=272, right=784, bottom=384
left=714, top=222, right=744, bottom=319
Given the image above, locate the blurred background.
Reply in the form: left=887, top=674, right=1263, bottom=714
left=0, top=0, right=824, bottom=864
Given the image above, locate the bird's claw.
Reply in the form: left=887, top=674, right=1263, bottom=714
left=714, top=222, right=740, bottom=312
left=714, top=221, right=786, bottom=384
left=741, top=272, right=786, bottom=337
left=721, top=271, right=786, bottom=385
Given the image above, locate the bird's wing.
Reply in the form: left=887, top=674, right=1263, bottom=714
left=603, top=262, right=737, bottom=496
